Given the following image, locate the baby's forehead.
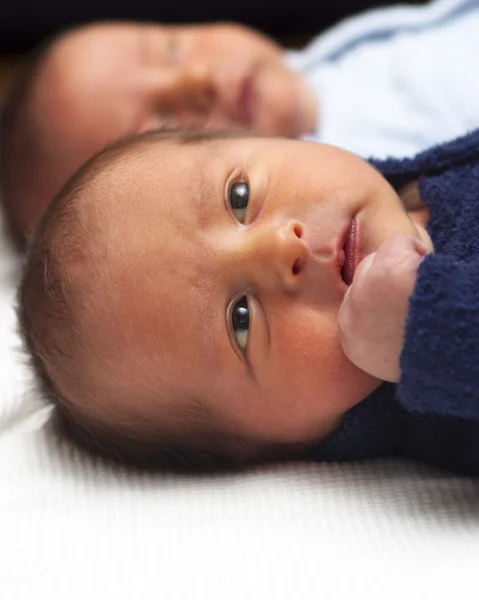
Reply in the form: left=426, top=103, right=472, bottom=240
left=83, top=136, right=221, bottom=288
left=84, top=132, right=264, bottom=248
left=119, top=139, right=212, bottom=213
left=100, top=137, right=220, bottom=211
left=121, top=132, right=261, bottom=184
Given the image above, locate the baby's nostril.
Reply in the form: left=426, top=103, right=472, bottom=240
left=292, top=259, right=302, bottom=276
left=293, top=223, right=303, bottom=239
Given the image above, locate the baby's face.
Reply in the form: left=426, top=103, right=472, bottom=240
left=42, top=21, right=316, bottom=174
left=80, top=136, right=421, bottom=445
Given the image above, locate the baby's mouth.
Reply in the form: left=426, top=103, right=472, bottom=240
left=340, top=219, right=358, bottom=286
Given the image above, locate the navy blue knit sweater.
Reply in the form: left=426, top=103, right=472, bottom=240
left=309, top=129, right=479, bottom=475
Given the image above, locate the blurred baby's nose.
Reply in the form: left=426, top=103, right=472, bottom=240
left=180, top=63, right=216, bottom=113
left=149, top=62, right=216, bottom=115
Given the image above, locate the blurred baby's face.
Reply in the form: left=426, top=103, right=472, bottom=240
left=43, top=21, right=316, bottom=165
left=26, top=23, right=316, bottom=241
left=75, top=135, right=423, bottom=445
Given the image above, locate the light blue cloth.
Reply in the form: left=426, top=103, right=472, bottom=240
left=287, top=0, right=479, bottom=158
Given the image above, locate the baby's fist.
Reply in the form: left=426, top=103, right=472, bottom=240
left=338, top=234, right=431, bottom=382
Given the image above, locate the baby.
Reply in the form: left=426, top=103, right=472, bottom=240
left=3, top=0, right=479, bottom=244
left=19, top=126, right=479, bottom=475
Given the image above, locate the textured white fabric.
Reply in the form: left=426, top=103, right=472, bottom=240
left=288, top=0, right=479, bottom=158
left=2, top=234, right=479, bottom=600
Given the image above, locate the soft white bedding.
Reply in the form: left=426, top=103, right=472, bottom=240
left=2, top=230, right=479, bottom=600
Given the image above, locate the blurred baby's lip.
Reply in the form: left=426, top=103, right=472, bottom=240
left=236, top=73, right=256, bottom=126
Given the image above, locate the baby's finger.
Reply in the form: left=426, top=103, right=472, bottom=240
left=413, top=222, right=434, bottom=254
left=338, top=252, right=376, bottom=342
left=349, top=235, right=425, bottom=295
left=373, top=234, right=428, bottom=264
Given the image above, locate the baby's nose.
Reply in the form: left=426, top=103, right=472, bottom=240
left=249, top=220, right=310, bottom=292
left=159, top=63, right=216, bottom=114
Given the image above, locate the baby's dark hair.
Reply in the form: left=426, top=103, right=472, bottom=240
left=18, top=127, right=308, bottom=472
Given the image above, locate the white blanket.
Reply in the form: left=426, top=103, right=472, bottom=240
left=2, top=232, right=479, bottom=600
left=289, top=0, right=479, bottom=158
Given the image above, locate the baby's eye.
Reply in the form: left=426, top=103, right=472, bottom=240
left=229, top=181, right=249, bottom=224
left=231, top=296, right=249, bottom=354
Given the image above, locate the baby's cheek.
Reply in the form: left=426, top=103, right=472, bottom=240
left=270, top=316, right=330, bottom=392
left=251, top=308, right=376, bottom=441
left=288, top=316, right=378, bottom=416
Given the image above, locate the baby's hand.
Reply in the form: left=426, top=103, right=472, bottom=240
left=338, top=233, right=432, bottom=382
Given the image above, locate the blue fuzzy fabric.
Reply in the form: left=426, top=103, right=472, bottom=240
left=309, top=129, right=479, bottom=475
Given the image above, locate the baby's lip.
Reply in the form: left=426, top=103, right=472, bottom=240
left=339, top=218, right=359, bottom=286
left=236, top=73, right=256, bottom=126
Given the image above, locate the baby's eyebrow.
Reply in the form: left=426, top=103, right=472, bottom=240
left=196, top=167, right=215, bottom=229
